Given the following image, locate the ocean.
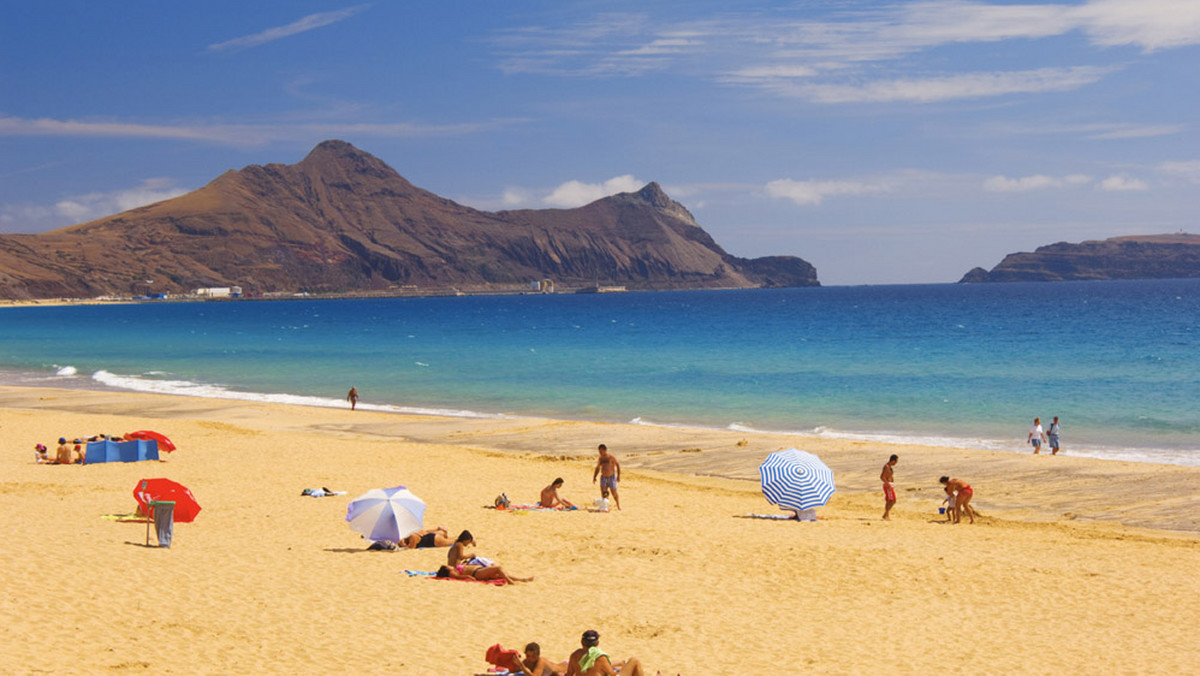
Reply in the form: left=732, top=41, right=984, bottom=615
left=2, top=279, right=1198, bottom=466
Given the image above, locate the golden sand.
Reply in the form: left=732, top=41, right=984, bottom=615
left=1, top=386, right=1197, bottom=674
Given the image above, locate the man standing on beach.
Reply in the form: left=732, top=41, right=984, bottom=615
left=593, top=444, right=621, bottom=510
left=1048, top=416, right=1061, bottom=455
left=346, top=387, right=359, bottom=411
left=881, top=454, right=898, bottom=520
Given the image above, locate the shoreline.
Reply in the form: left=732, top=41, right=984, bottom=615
left=3, top=384, right=1198, bottom=673
left=3, top=384, right=1198, bottom=534
left=6, top=366, right=1198, bottom=468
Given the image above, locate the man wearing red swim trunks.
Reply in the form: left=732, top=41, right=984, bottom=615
left=881, top=454, right=899, bottom=520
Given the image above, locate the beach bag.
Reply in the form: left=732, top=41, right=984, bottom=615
left=494, top=493, right=510, bottom=509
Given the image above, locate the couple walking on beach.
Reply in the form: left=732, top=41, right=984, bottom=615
left=1028, top=416, right=1061, bottom=454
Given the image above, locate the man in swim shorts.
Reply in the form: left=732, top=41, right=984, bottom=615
left=881, top=454, right=898, bottom=520
left=592, top=444, right=621, bottom=510
left=1047, top=416, right=1061, bottom=455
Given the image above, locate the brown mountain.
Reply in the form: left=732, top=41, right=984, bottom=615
left=959, top=234, right=1200, bottom=283
left=0, top=140, right=817, bottom=299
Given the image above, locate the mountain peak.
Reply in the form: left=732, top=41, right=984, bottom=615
left=634, top=182, right=671, bottom=207
left=297, top=139, right=396, bottom=179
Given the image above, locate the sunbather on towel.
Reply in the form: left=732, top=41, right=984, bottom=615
left=564, top=630, right=647, bottom=676
left=539, top=478, right=575, bottom=509
left=435, top=563, right=532, bottom=585
left=399, top=526, right=454, bottom=549
left=448, top=530, right=476, bottom=566
left=521, top=642, right=566, bottom=676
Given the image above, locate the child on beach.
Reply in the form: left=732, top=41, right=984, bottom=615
left=942, top=485, right=956, bottom=522
left=34, top=444, right=49, bottom=463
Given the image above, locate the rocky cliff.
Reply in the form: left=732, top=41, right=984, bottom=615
left=0, top=140, right=818, bottom=299
left=959, top=234, right=1200, bottom=283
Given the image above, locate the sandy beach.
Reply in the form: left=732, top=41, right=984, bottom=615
left=1, top=385, right=1198, bottom=674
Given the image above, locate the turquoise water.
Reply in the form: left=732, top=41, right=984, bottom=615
left=1, top=279, right=1198, bottom=465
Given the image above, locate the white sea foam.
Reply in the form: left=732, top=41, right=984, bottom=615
left=89, top=370, right=510, bottom=420
left=54, top=365, right=77, bottom=376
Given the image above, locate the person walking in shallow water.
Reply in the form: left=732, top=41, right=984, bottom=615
left=881, top=454, right=898, bottom=520
left=1047, top=416, right=1061, bottom=455
left=346, top=387, right=359, bottom=411
left=1028, top=417, right=1046, bottom=454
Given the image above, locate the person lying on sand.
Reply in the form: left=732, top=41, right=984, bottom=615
left=435, top=563, right=532, bottom=585
left=539, top=478, right=575, bottom=509
left=564, top=629, right=648, bottom=676
left=521, top=642, right=567, bottom=676
left=399, top=526, right=454, bottom=549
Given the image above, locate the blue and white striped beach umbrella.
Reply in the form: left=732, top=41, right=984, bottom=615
left=759, top=448, right=836, bottom=512
left=345, top=486, right=427, bottom=543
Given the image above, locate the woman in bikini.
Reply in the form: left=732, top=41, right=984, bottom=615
left=939, top=476, right=975, bottom=524
left=398, top=526, right=454, bottom=549
left=447, top=530, right=475, bottom=565
left=435, top=563, right=532, bottom=584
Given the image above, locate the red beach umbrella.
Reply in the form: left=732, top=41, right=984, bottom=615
left=125, top=430, right=177, bottom=453
left=133, top=478, right=202, bottom=523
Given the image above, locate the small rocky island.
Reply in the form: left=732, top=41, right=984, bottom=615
left=960, top=234, right=1200, bottom=283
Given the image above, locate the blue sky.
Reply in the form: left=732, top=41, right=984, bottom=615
left=1, top=1, right=1198, bottom=284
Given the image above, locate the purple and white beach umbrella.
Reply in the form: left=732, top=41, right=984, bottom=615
left=759, top=448, right=836, bottom=512
left=346, top=486, right=427, bottom=543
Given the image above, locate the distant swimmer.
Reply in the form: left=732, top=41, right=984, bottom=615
left=592, top=444, right=621, bottom=510
left=347, top=387, right=359, bottom=411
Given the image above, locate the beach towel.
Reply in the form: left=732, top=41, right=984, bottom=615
left=403, top=569, right=506, bottom=585
left=502, top=504, right=579, bottom=511
left=300, top=487, right=346, bottom=497
left=485, top=644, right=524, bottom=672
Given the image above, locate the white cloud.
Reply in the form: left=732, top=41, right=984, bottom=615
left=544, top=175, right=644, bottom=207
left=501, top=188, right=532, bottom=207
left=723, top=65, right=819, bottom=82
left=1099, top=175, right=1149, bottom=191
left=1, top=179, right=189, bottom=232
left=781, top=66, right=1112, bottom=104
left=983, top=173, right=1094, bottom=192
left=207, top=5, right=371, bottom=53
left=1159, top=160, right=1200, bottom=184
left=54, top=178, right=190, bottom=224
left=494, top=1, right=1200, bottom=106
left=765, top=178, right=886, bottom=206
left=0, top=114, right=525, bottom=147
left=1075, top=0, right=1200, bottom=51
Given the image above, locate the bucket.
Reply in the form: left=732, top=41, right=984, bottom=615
left=938, top=507, right=946, bottom=514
